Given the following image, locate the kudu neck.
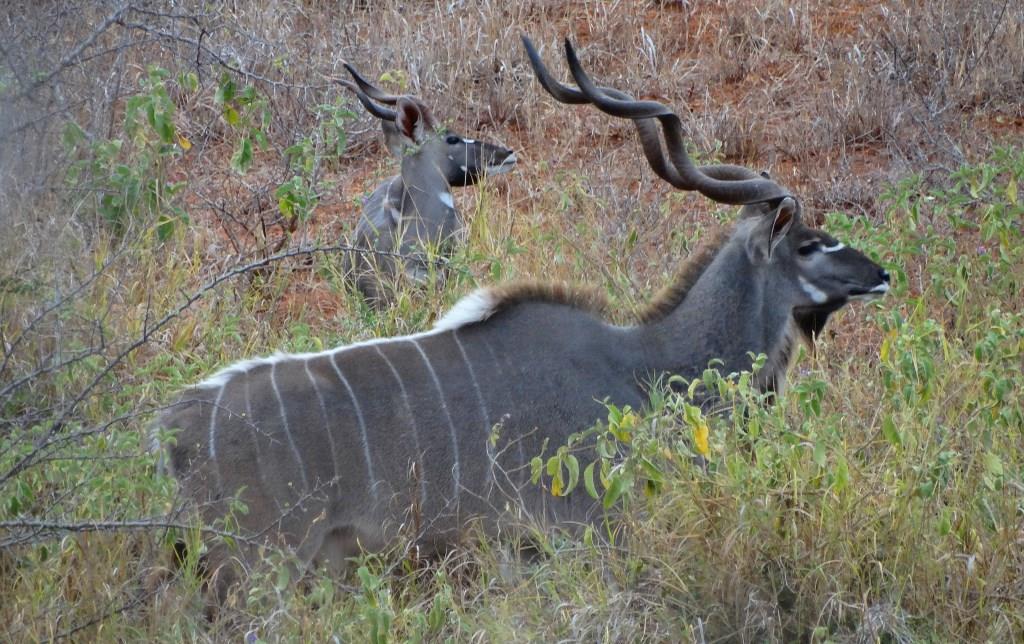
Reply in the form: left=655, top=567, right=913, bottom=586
left=397, top=152, right=462, bottom=224
left=401, top=152, right=454, bottom=193
left=635, top=237, right=794, bottom=383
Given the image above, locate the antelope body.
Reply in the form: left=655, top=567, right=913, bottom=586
left=339, top=65, right=517, bottom=305
left=157, top=39, right=889, bottom=596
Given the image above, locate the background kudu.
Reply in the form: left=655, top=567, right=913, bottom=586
left=338, top=64, right=517, bottom=306
left=156, top=37, right=889, bottom=603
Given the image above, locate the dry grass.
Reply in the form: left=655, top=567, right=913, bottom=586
left=1, top=0, right=1023, bottom=641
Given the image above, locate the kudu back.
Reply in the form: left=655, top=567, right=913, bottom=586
left=338, top=65, right=517, bottom=306
left=156, top=38, right=889, bottom=601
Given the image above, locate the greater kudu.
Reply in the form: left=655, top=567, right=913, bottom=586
left=338, top=64, right=517, bottom=306
left=156, top=38, right=889, bottom=601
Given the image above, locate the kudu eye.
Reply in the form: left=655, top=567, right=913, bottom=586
left=445, top=135, right=461, bottom=145
left=797, top=242, right=821, bottom=257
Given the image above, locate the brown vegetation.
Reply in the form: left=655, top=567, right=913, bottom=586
left=1, top=0, right=1022, bottom=641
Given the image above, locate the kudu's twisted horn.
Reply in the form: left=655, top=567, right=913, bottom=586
left=523, top=35, right=685, bottom=189
left=562, top=38, right=789, bottom=205
left=337, top=64, right=439, bottom=131
left=343, top=62, right=401, bottom=104
left=335, top=78, right=399, bottom=121
left=524, top=36, right=790, bottom=205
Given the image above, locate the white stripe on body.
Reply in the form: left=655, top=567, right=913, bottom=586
left=373, top=345, right=427, bottom=511
left=328, top=352, right=379, bottom=500
left=242, top=371, right=275, bottom=499
left=207, top=383, right=226, bottom=496
left=410, top=338, right=461, bottom=507
left=305, top=359, right=341, bottom=489
left=270, top=362, right=311, bottom=492
left=451, top=330, right=496, bottom=497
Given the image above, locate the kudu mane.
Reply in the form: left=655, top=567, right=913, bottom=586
left=478, top=280, right=609, bottom=317
left=439, top=225, right=731, bottom=330
left=634, top=226, right=731, bottom=324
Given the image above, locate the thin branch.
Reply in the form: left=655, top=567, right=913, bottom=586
left=0, top=249, right=124, bottom=380
left=0, top=242, right=427, bottom=488
left=116, top=19, right=335, bottom=92
left=12, top=3, right=131, bottom=101
left=0, top=517, right=261, bottom=549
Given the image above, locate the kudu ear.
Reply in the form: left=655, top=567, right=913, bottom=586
left=746, top=196, right=800, bottom=263
left=395, top=98, right=430, bottom=147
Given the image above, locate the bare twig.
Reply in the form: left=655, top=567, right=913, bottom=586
left=0, top=242, right=437, bottom=489
left=0, top=517, right=260, bottom=549
left=12, top=3, right=131, bottom=101
left=0, top=249, right=124, bottom=380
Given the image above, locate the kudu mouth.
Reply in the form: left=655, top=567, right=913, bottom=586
left=839, top=266, right=891, bottom=301
left=485, top=151, right=518, bottom=176
left=848, top=281, right=890, bottom=301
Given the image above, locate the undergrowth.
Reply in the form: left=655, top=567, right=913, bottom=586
left=2, top=2, right=1023, bottom=642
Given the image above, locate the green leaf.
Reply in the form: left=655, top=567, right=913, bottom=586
left=638, top=456, right=664, bottom=486
left=357, top=565, right=375, bottom=591
left=545, top=455, right=560, bottom=478
left=278, top=195, right=294, bottom=219
left=832, top=456, right=849, bottom=493
left=564, top=454, right=579, bottom=494
left=603, top=472, right=631, bottom=509
left=529, top=456, right=543, bottom=485
left=881, top=416, right=902, bottom=447
left=275, top=564, right=290, bottom=591
left=180, top=71, right=199, bottom=93
left=156, top=213, right=176, bottom=241
left=984, top=451, right=1003, bottom=477
left=154, top=111, right=175, bottom=144
left=813, top=440, right=827, bottom=468
left=215, top=75, right=236, bottom=104
left=61, top=121, right=87, bottom=151
left=231, top=137, right=253, bottom=174
left=125, top=94, right=147, bottom=114
left=583, top=461, right=599, bottom=499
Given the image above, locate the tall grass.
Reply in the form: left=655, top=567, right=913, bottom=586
left=1, top=1, right=1022, bottom=641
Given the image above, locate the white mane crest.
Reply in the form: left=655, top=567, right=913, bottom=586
left=433, top=288, right=499, bottom=331
left=193, top=289, right=501, bottom=392
left=197, top=353, right=291, bottom=389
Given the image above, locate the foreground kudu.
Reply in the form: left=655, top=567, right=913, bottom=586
left=156, top=38, right=889, bottom=602
left=338, top=64, right=517, bottom=305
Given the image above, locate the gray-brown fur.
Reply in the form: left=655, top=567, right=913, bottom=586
left=478, top=280, right=609, bottom=319
left=635, top=227, right=731, bottom=324
left=156, top=39, right=889, bottom=601
left=338, top=65, right=517, bottom=306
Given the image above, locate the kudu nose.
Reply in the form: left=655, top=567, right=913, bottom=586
left=879, top=269, right=890, bottom=283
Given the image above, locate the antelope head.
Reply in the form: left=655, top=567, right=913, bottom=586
left=340, top=63, right=517, bottom=186
left=523, top=36, right=889, bottom=382
left=337, top=65, right=517, bottom=300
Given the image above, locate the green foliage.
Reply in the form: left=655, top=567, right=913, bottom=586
left=276, top=97, right=355, bottom=222
left=8, top=101, right=1024, bottom=641
left=63, top=66, right=189, bottom=239
left=214, top=73, right=270, bottom=175
left=315, top=99, right=357, bottom=160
